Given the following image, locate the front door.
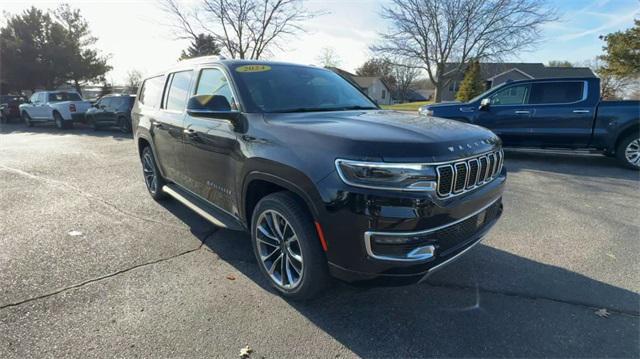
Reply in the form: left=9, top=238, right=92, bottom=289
left=474, top=83, right=533, bottom=146
left=182, top=67, right=240, bottom=216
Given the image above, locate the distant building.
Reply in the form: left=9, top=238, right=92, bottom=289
left=438, top=63, right=596, bottom=102
left=326, top=67, right=394, bottom=105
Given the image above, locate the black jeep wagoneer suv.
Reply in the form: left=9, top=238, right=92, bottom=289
left=132, top=56, right=506, bottom=300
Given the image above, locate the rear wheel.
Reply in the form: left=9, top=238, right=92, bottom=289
left=251, top=192, right=330, bottom=300
left=53, top=112, right=72, bottom=129
left=617, top=134, right=640, bottom=170
left=141, top=146, right=167, bottom=200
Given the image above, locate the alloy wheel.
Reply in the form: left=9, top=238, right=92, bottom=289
left=255, top=209, right=304, bottom=289
left=624, top=138, right=640, bottom=167
left=142, top=151, right=158, bottom=194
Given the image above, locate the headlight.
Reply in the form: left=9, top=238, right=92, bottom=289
left=335, top=159, right=437, bottom=191
left=419, top=107, right=433, bottom=116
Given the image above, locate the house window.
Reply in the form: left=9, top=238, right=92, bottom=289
left=382, top=90, right=386, bottom=99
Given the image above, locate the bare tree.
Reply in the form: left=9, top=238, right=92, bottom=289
left=160, top=0, right=319, bottom=60
left=316, top=47, right=341, bottom=68
left=392, top=60, right=422, bottom=103
left=580, top=58, right=637, bottom=100
left=124, top=69, right=143, bottom=94
left=372, top=0, right=557, bottom=102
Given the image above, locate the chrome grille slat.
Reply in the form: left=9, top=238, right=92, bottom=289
left=436, top=150, right=503, bottom=198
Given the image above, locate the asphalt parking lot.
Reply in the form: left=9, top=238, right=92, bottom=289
left=1, top=122, right=638, bottom=358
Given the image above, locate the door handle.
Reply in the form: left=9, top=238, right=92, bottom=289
left=514, top=110, right=530, bottom=114
left=183, top=128, right=197, bottom=137
left=572, top=109, right=590, bottom=113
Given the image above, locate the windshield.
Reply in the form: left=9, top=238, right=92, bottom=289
left=230, top=64, right=377, bottom=113
left=48, top=92, right=82, bottom=102
left=467, top=83, right=507, bottom=104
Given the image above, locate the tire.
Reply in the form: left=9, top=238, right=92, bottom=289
left=616, top=133, right=640, bottom=170
left=53, top=112, right=66, bottom=129
left=140, top=146, right=167, bottom=200
left=251, top=192, right=330, bottom=300
left=22, top=112, right=33, bottom=127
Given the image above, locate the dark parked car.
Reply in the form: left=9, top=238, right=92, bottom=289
left=0, top=95, right=25, bottom=123
left=419, top=78, right=640, bottom=169
left=133, top=57, right=506, bottom=300
left=86, top=94, right=136, bottom=132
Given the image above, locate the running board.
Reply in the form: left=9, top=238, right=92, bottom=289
left=162, top=184, right=244, bottom=231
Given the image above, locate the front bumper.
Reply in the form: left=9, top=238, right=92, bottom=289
left=316, top=166, right=506, bottom=285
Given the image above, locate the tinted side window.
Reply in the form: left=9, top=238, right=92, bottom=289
left=529, top=82, right=584, bottom=104
left=165, top=71, right=193, bottom=111
left=490, top=84, right=529, bottom=105
left=139, top=76, right=165, bottom=108
left=110, top=97, right=122, bottom=109
left=101, top=98, right=113, bottom=108
left=195, top=68, right=235, bottom=109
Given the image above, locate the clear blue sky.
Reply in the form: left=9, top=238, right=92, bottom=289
left=2, top=0, right=638, bottom=83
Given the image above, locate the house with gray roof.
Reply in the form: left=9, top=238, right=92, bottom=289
left=438, top=63, right=596, bottom=102
left=326, top=67, right=394, bottom=105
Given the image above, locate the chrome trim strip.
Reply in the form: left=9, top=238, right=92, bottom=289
left=363, top=197, right=500, bottom=262
left=365, top=197, right=500, bottom=239
left=162, top=185, right=227, bottom=228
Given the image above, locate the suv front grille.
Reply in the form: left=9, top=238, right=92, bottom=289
left=436, top=149, right=503, bottom=198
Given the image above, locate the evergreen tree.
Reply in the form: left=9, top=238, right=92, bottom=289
left=455, top=60, right=484, bottom=102
left=179, top=34, right=221, bottom=60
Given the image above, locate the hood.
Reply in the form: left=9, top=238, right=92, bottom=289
left=263, top=110, right=500, bottom=163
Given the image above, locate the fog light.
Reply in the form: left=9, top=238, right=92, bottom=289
left=372, top=235, right=424, bottom=245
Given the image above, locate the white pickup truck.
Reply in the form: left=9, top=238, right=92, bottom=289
left=19, top=91, right=92, bottom=129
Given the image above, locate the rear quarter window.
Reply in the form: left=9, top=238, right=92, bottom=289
left=139, top=76, right=166, bottom=108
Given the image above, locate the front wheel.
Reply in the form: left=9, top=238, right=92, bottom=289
left=251, top=192, right=330, bottom=300
left=22, top=112, right=33, bottom=127
left=140, top=146, right=167, bottom=200
left=616, top=134, right=640, bottom=170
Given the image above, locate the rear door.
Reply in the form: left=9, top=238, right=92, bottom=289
left=474, top=83, right=533, bottom=146
left=526, top=81, right=594, bottom=147
left=154, top=70, right=193, bottom=183
left=182, top=67, right=240, bottom=215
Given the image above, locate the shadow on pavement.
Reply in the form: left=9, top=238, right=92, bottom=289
left=504, top=149, right=639, bottom=181
left=161, top=198, right=640, bottom=358
left=0, top=121, right=132, bottom=141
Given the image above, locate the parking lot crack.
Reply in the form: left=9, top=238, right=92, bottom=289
left=426, top=281, right=640, bottom=317
left=0, top=243, right=206, bottom=311
left=0, top=165, right=187, bottom=230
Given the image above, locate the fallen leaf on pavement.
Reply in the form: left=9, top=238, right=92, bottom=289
left=226, top=275, right=236, bottom=281
left=239, top=345, right=252, bottom=358
left=595, top=308, right=610, bottom=318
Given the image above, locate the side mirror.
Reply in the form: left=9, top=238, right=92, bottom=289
left=186, top=95, right=245, bottom=129
left=479, top=98, right=490, bottom=110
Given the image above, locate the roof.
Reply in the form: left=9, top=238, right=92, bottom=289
left=441, top=62, right=596, bottom=79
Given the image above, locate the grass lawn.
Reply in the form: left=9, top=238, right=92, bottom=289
left=381, top=101, right=432, bottom=112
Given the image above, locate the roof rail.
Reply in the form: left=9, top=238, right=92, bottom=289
left=177, top=55, right=226, bottom=64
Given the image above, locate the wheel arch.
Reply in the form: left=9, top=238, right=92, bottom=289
left=614, top=123, right=640, bottom=153
left=242, top=169, right=322, bottom=228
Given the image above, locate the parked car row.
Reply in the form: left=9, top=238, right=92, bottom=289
left=1, top=91, right=135, bottom=133
left=418, top=77, right=640, bottom=169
